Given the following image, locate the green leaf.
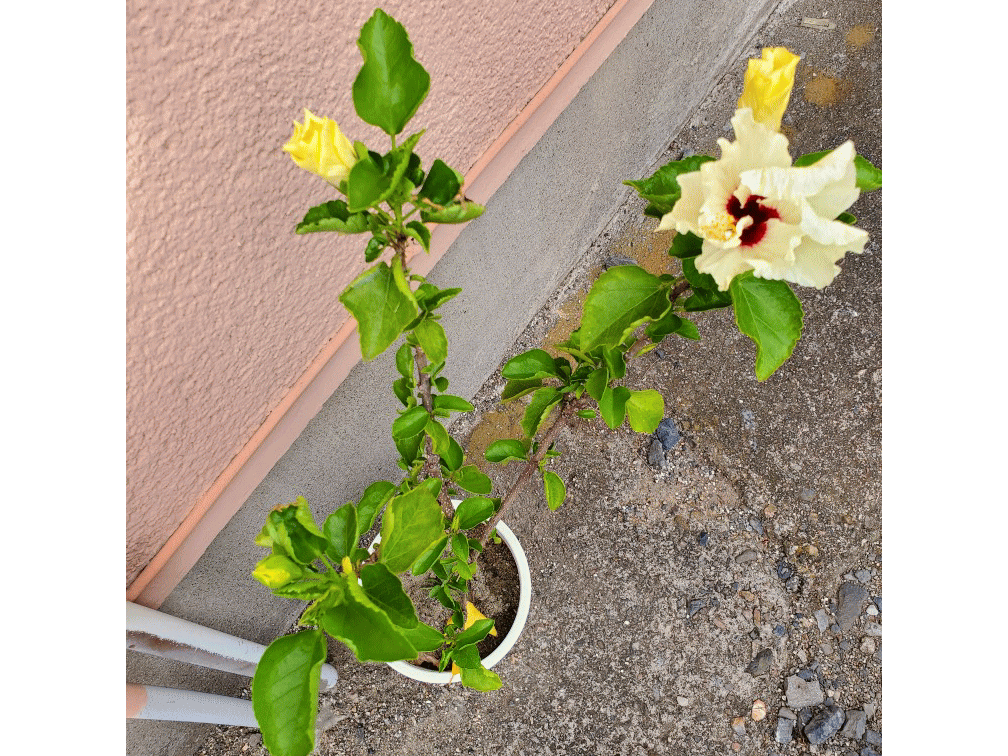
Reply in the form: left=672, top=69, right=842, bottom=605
left=454, top=618, right=495, bottom=648
left=255, top=498, right=328, bottom=565
left=624, top=155, right=715, bottom=217
left=392, top=377, right=413, bottom=406
left=429, top=583, right=456, bottom=610
left=419, top=200, right=485, bottom=224
left=397, top=621, right=445, bottom=653
left=322, top=503, right=357, bottom=562
left=598, top=385, right=631, bottom=430
left=418, top=159, right=462, bottom=205
left=602, top=346, right=626, bottom=381
left=522, top=387, right=562, bottom=439
left=484, top=439, right=528, bottom=465
left=413, top=318, right=448, bottom=365
left=792, top=150, right=881, bottom=191
left=356, top=481, right=396, bottom=540
left=415, top=284, right=462, bottom=312
left=459, top=664, right=502, bottom=691
left=543, top=471, right=566, bottom=511
left=395, top=342, right=414, bottom=382
left=252, top=629, right=327, bottom=756
left=584, top=366, right=608, bottom=402
left=837, top=211, right=856, bottom=224
left=580, top=266, right=671, bottom=349
left=440, top=436, right=465, bottom=472
left=404, top=220, right=431, bottom=254
left=625, top=390, right=664, bottom=433
left=452, top=465, right=493, bottom=495
left=359, top=562, right=418, bottom=628
left=432, top=394, right=474, bottom=413
left=379, top=482, right=446, bottom=574
left=681, top=257, right=733, bottom=311
left=502, top=349, right=560, bottom=380
left=501, top=377, right=544, bottom=403
left=668, top=231, right=703, bottom=259
left=453, top=558, right=475, bottom=581
left=392, top=405, right=430, bottom=439
left=729, top=272, right=804, bottom=381
left=352, top=9, right=430, bottom=136
left=433, top=375, right=450, bottom=391
left=576, top=409, right=597, bottom=419
left=364, top=236, right=386, bottom=263
left=450, top=642, right=482, bottom=670
left=340, top=260, right=419, bottom=360
left=425, top=417, right=452, bottom=456
left=453, top=496, right=496, bottom=530
left=410, top=534, right=449, bottom=576
left=317, top=575, right=418, bottom=662
left=253, top=554, right=305, bottom=592
left=451, top=533, right=470, bottom=561
left=295, top=200, right=371, bottom=235
left=394, top=431, right=425, bottom=466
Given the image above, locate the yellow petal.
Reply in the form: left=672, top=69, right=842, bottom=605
left=737, top=47, right=800, bottom=132
left=341, top=556, right=354, bottom=574
left=464, top=601, right=497, bottom=636
left=282, top=109, right=357, bottom=186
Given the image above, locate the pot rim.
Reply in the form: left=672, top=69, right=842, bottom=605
left=386, top=518, right=532, bottom=684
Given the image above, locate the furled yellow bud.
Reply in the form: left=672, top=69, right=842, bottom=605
left=282, top=108, right=358, bottom=186
left=737, top=48, right=800, bottom=132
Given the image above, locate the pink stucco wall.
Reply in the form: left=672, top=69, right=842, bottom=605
left=126, top=0, right=616, bottom=586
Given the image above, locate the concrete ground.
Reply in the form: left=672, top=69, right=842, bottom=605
left=129, top=0, right=881, bottom=753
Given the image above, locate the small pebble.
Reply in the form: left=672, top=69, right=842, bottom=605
left=773, top=625, right=787, bottom=637
left=836, top=582, right=869, bottom=631
left=647, top=437, right=667, bottom=469
left=749, top=517, right=764, bottom=535
left=735, top=549, right=758, bottom=564
left=839, top=709, right=867, bottom=740
left=804, top=704, right=846, bottom=745
left=764, top=503, right=777, bottom=518
left=786, top=574, right=802, bottom=593
left=855, top=569, right=872, bottom=583
left=800, top=487, right=816, bottom=501
left=860, top=637, right=876, bottom=654
left=866, top=729, right=882, bottom=746
left=746, top=648, right=773, bottom=676
left=775, top=715, right=795, bottom=744
left=863, top=622, right=882, bottom=636
left=839, top=639, right=852, bottom=652
left=677, top=696, right=691, bottom=706
left=786, top=675, right=825, bottom=708
left=752, top=700, right=768, bottom=721
left=815, top=609, right=830, bottom=633
left=740, top=590, right=756, bottom=602
left=866, top=604, right=879, bottom=616
left=687, top=599, right=704, bottom=617
left=776, top=560, right=795, bottom=581
left=731, top=742, right=741, bottom=753
left=655, top=417, right=681, bottom=450
left=696, top=531, right=709, bottom=547
left=731, top=716, right=747, bottom=736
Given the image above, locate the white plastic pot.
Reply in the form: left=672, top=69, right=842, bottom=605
left=371, top=517, right=532, bottom=684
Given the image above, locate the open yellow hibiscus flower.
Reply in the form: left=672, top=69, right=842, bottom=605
left=657, top=107, right=868, bottom=291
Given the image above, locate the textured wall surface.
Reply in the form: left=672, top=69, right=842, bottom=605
left=126, top=0, right=615, bottom=585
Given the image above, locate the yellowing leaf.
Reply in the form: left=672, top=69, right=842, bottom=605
left=464, top=601, right=497, bottom=636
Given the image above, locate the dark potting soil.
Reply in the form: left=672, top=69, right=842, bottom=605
left=400, top=537, right=521, bottom=668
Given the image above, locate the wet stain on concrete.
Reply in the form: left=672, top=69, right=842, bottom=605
left=845, top=24, right=875, bottom=50
left=465, top=401, right=525, bottom=474
left=803, top=72, right=852, bottom=107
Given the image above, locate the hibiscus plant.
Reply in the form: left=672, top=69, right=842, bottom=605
left=249, top=10, right=880, bottom=756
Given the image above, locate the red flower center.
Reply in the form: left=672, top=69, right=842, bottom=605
left=727, top=194, right=780, bottom=247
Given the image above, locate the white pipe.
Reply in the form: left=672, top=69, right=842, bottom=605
left=126, top=601, right=339, bottom=690
left=127, top=684, right=259, bottom=727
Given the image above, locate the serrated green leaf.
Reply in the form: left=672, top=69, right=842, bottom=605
left=624, top=155, right=715, bottom=217
left=502, top=349, right=560, bottom=380
left=418, top=159, right=461, bottom=205
left=452, top=465, right=493, bottom=495
left=340, top=260, right=419, bottom=360
left=317, top=574, right=418, bottom=662
left=356, top=481, right=396, bottom=540
left=379, top=482, right=446, bottom=574
left=598, top=385, right=631, bottom=430
left=453, top=496, right=496, bottom=530
left=295, top=200, right=372, bottom=235
left=359, top=562, right=418, bottom=628
left=392, top=405, right=430, bottom=439
left=543, top=470, right=566, bottom=511
left=394, top=431, right=425, bottom=466
left=484, top=439, right=528, bottom=465
left=729, top=272, right=804, bottom=381
left=323, top=503, right=357, bottom=562
left=413, top=318, right=448, bottom=366
left=580, top=266, right=671, bottom=350
left=584, top=366, right=608, bottom=402
left=252, top=629, right=327, bottom=756
left=522, top=387, right=562, bottom=439
left=352, top=9, right=430, bottom=136
left=625, top=390, right=664, bottom=433
left=364, top=236, right=386, bottom=262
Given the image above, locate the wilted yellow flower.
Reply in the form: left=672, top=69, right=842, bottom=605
left=737, top=48, right=800, bottom=132
left=282, top=108, right=357, bottom=187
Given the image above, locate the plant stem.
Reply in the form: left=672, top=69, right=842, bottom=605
left=414, top=346, right=457, bottom=522
left=476, top=396, right=578, bottom=549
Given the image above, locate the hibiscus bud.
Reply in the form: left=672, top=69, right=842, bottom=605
left=737, top=47, right=800, bottom=133
left=282, top=108, right=358, bottom=187
left=253, top=553, right=304, bottom=590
